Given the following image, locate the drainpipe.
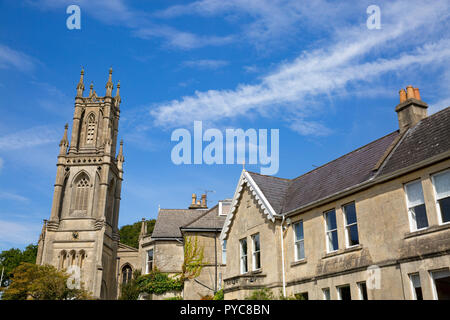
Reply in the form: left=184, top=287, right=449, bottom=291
left=280, top=216, right=287, bottom=297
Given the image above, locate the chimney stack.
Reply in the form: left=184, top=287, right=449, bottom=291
left=395, top=85, right=428, bottom=133
left=201, top=194, right=207, bottom=208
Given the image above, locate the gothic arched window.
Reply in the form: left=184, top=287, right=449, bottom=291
left=59, top=250, right=67, bottom=270
left=78, top=250, right=86, bottom=269
left=86, top=113, right=96, bottom=144
left=69, top=250, right=76, bottom=266
left=71, top=173, right=90, bottom=212
left=121, top=265, right=132, bottom=285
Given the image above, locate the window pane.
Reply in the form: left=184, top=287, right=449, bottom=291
left=405, top=181, right=425, bottom=207
left=328, top=230, right=339, bottom=251
left=323, top=288, right=330, bottom=300
left=438, top=197, right=450, bottom=223
left=359, top=282, right=368, bottom=300
left=253, top=234, right=260, bottom=251
left=296, top=241, right=305, bottom=260
left=295, top=221, right=304, bottom=241
left=412, top=204, right=429, bottom=229
left=339, top=286, right=351, bottom=300
left=410, top=274, right=423, bottom=300
left=241, top=239, right=247, bottom=255
left=325, top=210, right=337, bottom=230
left=344, top=203, right=357, bottom=224
left=348, top=224, right=359, bottom=246
left=434, top=171, right=450, bottom=198
left=254, top=252, right=261, bottom=269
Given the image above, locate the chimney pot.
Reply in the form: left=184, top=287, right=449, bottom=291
left=406, top=85, right=415, bottom=100
left=414, top=88, right=421, bottom=100
left=201, top=194, right=207, bottom=208
left=191, top=193, right=197, bottom=205
left=399, top=89, right=407, bottom=103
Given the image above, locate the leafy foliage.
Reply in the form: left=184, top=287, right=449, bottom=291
left=164, top=295, right=183, bottom=300
left=0, top=244, right=37, bottom=286
left=181, top=236, right=205, bottom=281
left=136, top=269, right=183, bottom=295
left=245, top=288, right=275, bottom=300
left=1, top=262, right=92, bottom=300
left=213, top=289, right=224, bottom=300
left=119, top=219, right=156, bottom=249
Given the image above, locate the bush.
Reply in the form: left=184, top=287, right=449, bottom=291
left=244, top=288, right=275, bottom=300
left=213, top=289, right=224, bottom=300
left=136, top=270, right=183, bottom=295
left=164, top=295, right=183, bottom=300
left=119, top=270, right=141, bottom=300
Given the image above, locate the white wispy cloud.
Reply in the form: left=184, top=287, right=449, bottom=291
left=150, top=1, right=450, bottom=135
left=182, top=59, right=229, bottom=69
left=0, top=125, right=59, bottom=151
left=0, top=44, right=36, bottom=72
left=0, top=192, right=29, bottom=202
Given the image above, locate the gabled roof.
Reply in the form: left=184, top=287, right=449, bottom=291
left=221, top=171, right=280, bottom=240
left=221, top=106, right=450, bottom=239
left=118, top=242, right=138, bottom=252
left=181, top=204, right=227, bottom=230
left=151, top=208, right=207, bottom=239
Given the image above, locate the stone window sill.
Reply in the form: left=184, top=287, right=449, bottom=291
left=290, top=259, right=307, bottom=267
left=322, top=245, right=362, bottom=259
left=404, top=223, right=450, bottom=239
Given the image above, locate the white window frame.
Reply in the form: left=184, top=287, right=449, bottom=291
left=252, top=233, right=261, bottom=271
left=404, top=180, right=428, bottom=232
left=240, top=238, right=248, bottom=274
left=146, top=249, right=154, bottom=274
left=322, top=287, right=331, bottom=300
left=324, top=209, right=338, bottom=253
left=293, top=220, right=305, bottom=261
left=429, top=269, right=450, bottom=300
left=409, top=273, right=422, bottom=300
left=222, top=239, right=227, bottom=265
left=343, top=202, right=359, bottom=248
left=431, top=169, right=450, bottom=225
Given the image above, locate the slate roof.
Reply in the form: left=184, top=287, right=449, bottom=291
left=151, top=209, right=207, bottom=238
left=379, top=107, right=450, bottom=176
left=181, top=204, right=227, bottom=230
left=244, top=106, right=450, bottom=215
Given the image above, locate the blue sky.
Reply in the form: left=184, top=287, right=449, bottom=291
left=0, top=0, right=449, bottom=251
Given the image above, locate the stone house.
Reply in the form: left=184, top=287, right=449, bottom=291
left=220, top=87, right=450, bottom=300
left=116, top=196, right=231, bottom=299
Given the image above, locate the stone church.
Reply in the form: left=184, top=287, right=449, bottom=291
left=36, top=69, right=124, bottom=299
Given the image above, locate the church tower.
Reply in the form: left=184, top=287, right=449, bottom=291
left=36, top=68, right=124, bottom=299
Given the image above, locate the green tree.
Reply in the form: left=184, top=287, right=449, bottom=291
left=119, top=220, right=156, bottom=248
left=0, top=244, right=37, bottom=286
left=1, top=262, right=92, bottom=300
